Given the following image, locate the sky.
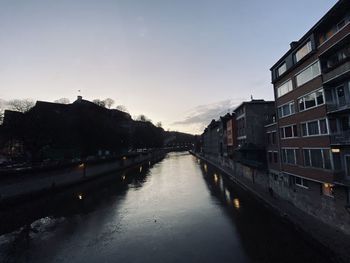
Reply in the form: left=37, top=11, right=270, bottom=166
left=0, top=0, right=338, bottom=134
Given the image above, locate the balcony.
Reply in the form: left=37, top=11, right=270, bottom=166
left=330, top=130, right=350, bottom=145
left=327, top=102, right=350, bottom=113
left=323, top=61, right=350, bottom=85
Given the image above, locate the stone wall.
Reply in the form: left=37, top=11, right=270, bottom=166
left=199, top=152, right=350, bottom=235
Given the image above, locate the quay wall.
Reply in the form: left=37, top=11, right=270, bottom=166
left=0, top=150, right=167, bottom=204
left=191, top=151, right=350, bottom=263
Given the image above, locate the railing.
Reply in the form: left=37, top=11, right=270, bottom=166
left=330, top=130, right=350, bottom=145
left=326, top=102, right=350, bottom=113
left=323, top=61, right=350, bottom=84
left=323, top=61, right=350, bottom=82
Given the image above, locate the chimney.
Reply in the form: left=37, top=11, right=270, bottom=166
left=290, top=41, right=299, bottom=49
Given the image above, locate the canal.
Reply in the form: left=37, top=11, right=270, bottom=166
left=0, top=152, right=331, bottom=263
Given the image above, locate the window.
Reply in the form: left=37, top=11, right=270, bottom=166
left=278, top=101, right=295, bottom=118
left=319, top=17, right=349, bottom=46
left=303, top=148, right=332, bottom=169
left=272, top=131, right=276, bottom=144
left=281, top=148, right=298, bottom=165
left=301, top=119, right=328, bottom=137
left=325, top=44, right=350, bottom=70
left=295, top=41, right=312, bottom=62
left=299, top=89, right=324, bottom=111
left=308, top=121, right=319, bottom=135
left=277, top=79, right=293, bottom=98
left=273, top=152, right=278, bottom=163
left=277, top=62, right=287, bottom=76
left=268, top=152, right=273, bottom=163
left=296, top=61, right=320, bottom=87
left=267, top=131, right=277, bottom=145
left=295, top=177, right=309, bottom=188
left=322, top=183, right=334, bottom=197
left=319, top=119, right=328, bottom=134
left=280, top=125, right=298, bottom=138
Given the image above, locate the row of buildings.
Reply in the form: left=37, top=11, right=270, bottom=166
left=200, top=0, right=350, bottom=234
left=0, top=96, right=195, bottom=164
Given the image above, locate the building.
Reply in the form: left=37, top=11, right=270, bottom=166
left=226, top=113, right=237, bottom=158
left=270, top=0, right=350, bottom=230
left=233, top=99, right=275, bottom=168
left=202, top=120, right=220, bottom=158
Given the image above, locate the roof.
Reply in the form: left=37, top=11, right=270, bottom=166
left=270, top=0, right=349, bottom=70
left=233, top=99, right=275, bottom=112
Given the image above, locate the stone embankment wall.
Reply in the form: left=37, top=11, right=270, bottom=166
left=191, top=152, right=350, bottom=240
left=192, top=152, right=350, bottom=262
left=0, top=150, right=166, bottom=204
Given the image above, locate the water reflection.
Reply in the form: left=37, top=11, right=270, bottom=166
left=0, top=154, right=334, bottom=263
left=199, top=160, right=330, bottom=263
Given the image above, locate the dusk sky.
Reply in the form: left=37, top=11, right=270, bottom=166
left=0, top=0, right=337, bottom=134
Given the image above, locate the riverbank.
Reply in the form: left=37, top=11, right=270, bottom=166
left=191, top=151, right=350, bottom=263
left=0, top=150, right=167, bottom=206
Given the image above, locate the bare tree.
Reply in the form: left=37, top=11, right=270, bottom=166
left=116, top=105, right=129, bottom=113
left=7, top=99, right=35, bottom=113
left=92, top=99, right=106, bottom=108
left=103, top=98, right=115, bottom=109
left=54, top=98, right=70, bottom=104
left=137, top=114, right=148, bottom=122
left=0, top=110, right=4, bottom=125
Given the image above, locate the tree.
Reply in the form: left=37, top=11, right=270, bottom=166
left=0, top=110, right=4, bottom=125
left=54, top=98, right=70, bottom=104
left=116, top=105, right=129, bottom=113
left=156, top=121, right=162, bottom=128
left=137, top=114, right=148, bottom=122
left=103, top=98, right=115, bottom=109
left=92, top=99, right=106, bottom=108
left=7, top=99, right=35, bottom=113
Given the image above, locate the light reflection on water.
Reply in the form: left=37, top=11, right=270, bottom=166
left=0, top=153, right=332, bottom=263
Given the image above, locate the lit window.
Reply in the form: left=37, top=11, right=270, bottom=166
left=295, top=41, right=312, bottom=62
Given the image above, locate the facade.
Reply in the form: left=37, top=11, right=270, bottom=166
left=233, top=99, right=275, bottom=168
left=270, top=0, right=350, bottom=230
left=226, top=113, right=237, bottom=158
left=202, top=120, right=220, bottom=158
left=234, top=100, right=275, bottom=147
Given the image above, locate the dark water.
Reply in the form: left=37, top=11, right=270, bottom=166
left=0, top=152, right=331, bottom=263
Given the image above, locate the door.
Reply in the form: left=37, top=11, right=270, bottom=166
left=345, top=155, right=350, bottom=179
left=337, top=86, right=346, bottom=106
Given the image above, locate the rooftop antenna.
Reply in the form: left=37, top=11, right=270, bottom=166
left=77, top=89, right=83, bottom=101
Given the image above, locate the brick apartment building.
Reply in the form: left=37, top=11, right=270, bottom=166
left=269, top=0, right=350, bottom=227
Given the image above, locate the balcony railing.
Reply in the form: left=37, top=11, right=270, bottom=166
left=323, top=61, right=350, bottom=84
left=326, top=102, right=350, bottom=113
left=330, top=130, right=350, bottom=145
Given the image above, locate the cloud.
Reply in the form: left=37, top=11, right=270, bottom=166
left=171, top=98, right=243, bottom=134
